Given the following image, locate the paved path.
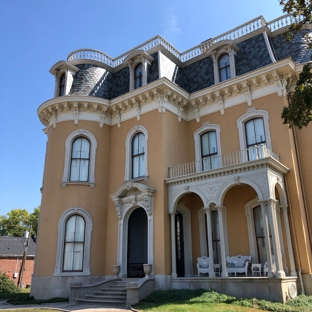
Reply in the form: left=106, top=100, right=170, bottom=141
left=0, top=300, right=136, bottom=312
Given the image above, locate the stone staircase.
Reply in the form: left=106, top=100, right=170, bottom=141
left=76, top=279, right=132, bottom=307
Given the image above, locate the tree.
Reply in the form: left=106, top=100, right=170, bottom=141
left=279, top=0, right=312, bottom=128
left=0, top=207, right=40, bottom=237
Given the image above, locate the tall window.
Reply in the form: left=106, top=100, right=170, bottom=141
left=218, top=54, right=231, bottom=82
left=201, top=131, right=218, bottom=170
left=134, top=63, right=143, bottom=89
left=70, top=137, right=90, bottom=182
left=245, top=118, right=266, bottom=160
left=253, top=206, right=273, bottom=263
left=63, top=215, right=85, bottom=272
left=59, top=73, right=65, bottom=96
left=132, top=132, right=145, bottom=178
left=211, top=211, right=221, bottom=264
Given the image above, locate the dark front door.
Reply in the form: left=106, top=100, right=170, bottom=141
left=175, top=212, right=185, bottom=277
left=127, top=208, right=147, bottom=278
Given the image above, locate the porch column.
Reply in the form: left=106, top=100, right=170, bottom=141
left=259, top=200, right=273, bottom=277
left=170, top=213, right=177, bottom=278
left=204, top=207, right=215, bottom=277
left=216, top=206, right=228, bottom=277
left=280, top=205, right=297, bottom=276
left=267, top=199, right=285, bottom=278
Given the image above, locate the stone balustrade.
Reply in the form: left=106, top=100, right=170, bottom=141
left=67, top=14, right=295, bottom=68
left=168, top=145, right=279, bottom=178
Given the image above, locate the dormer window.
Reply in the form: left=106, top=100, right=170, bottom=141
left=49, top=61, right=79, bottom=98
left=206, top=40, right=239, bottom=84
left=218, top=54, right=231, bottom=82
left=135, top=63, right=143, bottom=89
left=124, top=50, right=154, bottom=92
left=59, top=73, right=66, bottom=96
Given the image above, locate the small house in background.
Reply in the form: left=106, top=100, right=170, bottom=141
left=0, top=236, right=36, bottom=287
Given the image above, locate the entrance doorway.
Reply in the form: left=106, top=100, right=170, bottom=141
left=175, top=212, right=185, bottom=277
left=127, top=208, right=147, bottom=277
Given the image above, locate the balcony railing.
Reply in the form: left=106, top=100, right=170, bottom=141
left=67, top=14, right=296, bottom=68
left=168, top=145, right=279, bottom=178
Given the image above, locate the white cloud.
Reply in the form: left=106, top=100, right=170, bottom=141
left=162, top=8, right=181, bottom=44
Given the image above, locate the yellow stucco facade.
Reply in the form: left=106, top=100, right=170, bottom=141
left=31, top=15, right=312, bottom=303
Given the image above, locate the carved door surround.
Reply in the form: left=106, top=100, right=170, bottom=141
left=111, top=181, right=155, bottom=278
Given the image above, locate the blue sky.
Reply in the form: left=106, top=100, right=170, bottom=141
left=0, top=0, right=285, bottom=216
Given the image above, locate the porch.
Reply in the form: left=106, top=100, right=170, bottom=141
left=165, top=147, right=296, bottom=283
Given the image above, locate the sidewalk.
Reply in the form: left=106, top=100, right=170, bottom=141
left=0, top=300, right=135, bottom=312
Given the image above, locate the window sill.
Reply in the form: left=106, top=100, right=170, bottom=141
left=124, top=176, right=148, bottom=183
left=62, top=181, right=95, bottom=188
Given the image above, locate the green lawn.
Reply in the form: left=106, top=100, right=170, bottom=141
left=133, top=289, right=312, bottom=312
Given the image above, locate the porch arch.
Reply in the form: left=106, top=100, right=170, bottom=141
left=168, top=186, right=207, bottom=214
left=217, top=177, right=265, bottom=206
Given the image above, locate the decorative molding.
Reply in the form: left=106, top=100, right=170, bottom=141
left=157, top=92, right=168, bottom=113
left=99, top=107, right=107, bottom=128
left=111, top=182, right=156, bottom=220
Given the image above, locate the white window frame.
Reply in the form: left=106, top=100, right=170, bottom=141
left=207, top=40, right=238, bottom=84
left=125, top=125, right=148, bottom=181
left=62, top=129, right=97, bottom=188
left=124, top=50, right=154, bottom=92
left=194, top=122, right=221, bottom=172
left=237, top=109, right=272, bottom=153
left=50, top=61, right=79, bottom=98
left=57, top=71, right=67, bottom=97
left=54, top=207, right=92, bottom=276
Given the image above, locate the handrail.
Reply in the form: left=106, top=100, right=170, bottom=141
left=67, top=14, right=294, bottom=67
left=168, top=145, right=279, bottom=178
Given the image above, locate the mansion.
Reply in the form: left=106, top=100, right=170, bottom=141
left=32, top=14, right=312, bottom=304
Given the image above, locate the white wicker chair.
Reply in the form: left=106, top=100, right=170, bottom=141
left=197, top=256, right=210, bottom=276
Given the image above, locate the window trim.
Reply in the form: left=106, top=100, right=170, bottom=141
left=62, top=129, right=97, bottom=188
left=54, top=207, right=92, bottom=276
left=237, top=109, right=272, bottom=153
left=49, top=61, right=79, bottom=98
left=58, top=72, right=66, bottom=96
left=207, top=40, right=238, bottom=84
left=218, top=53, right=231, bottom=82
left=63, top=214, right=85, bottom=272
left=124, top=50, right=154, bottom=92
left=134, top=63, right=143, bottom=89
left=194, top=123, right=221, bottom=172
left=125, top=125, right=148, bottom=181
left=70, top=137, right=91, bottom=182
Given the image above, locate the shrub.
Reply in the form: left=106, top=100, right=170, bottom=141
left=0, top=271, right=19, bottom=293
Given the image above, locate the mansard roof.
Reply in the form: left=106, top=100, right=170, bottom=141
left=61, top=14, right=311, bottom=101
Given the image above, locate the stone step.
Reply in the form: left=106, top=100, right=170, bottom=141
left=92, top=292, right=127, bottom=298
left=76, top=297, right=126, bottom=306
left=101, top=287, right=127, bottom=292
left=86, top=294, right=126, bottom=301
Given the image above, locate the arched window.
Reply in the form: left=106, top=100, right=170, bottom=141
left=132, top=132, right=145, bottom=178
left=134, top=63, right=143, bottom=89
left=59, top=73, right=66, bottom=96
left=54, top=207, right=92, bottom=276
left=200, top=131, right=218, bottom=170
left=245, top=118, right=266, bottom=160
left=63, top=215, right=85, bottom=272
left=218, top=54, right=231, bottom=82
left=70, top=137, right=90, bottom=182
